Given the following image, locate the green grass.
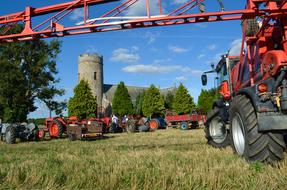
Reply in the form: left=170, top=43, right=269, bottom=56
left=1, top=128, right=287, bottom=189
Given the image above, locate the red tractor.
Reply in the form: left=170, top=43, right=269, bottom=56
left=40, top=116, right=103, bottom=140
left=43, top=117, right=68, bottom=138
left=202, top=1, right=287, bottom=163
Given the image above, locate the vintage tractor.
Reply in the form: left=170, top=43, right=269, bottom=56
left=40, top=116, right=103, bottom=140
left=202, top=1, right=287, bottom=162
left=43, top=117, right=68, bottom=138
left=0, top=122, right=39, bottom=144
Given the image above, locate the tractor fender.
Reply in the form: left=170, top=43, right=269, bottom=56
left=236, top=78, right=278, bottom=113
left=1, top=124, right=10, bottom=134
left=236, top=86, right=259, bottom=112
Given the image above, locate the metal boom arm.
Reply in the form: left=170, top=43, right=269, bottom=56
left=0, top=0, right=286, bottom=43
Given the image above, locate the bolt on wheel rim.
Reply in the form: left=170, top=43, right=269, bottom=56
left=232, top=113, right=245, bottom=156
left=209, top=117, right=227, bottom=144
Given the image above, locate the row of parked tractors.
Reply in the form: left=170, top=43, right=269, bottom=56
left=0, top=111, right=206, bottom=144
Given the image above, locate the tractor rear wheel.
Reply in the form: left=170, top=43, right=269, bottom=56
left=49, top=120, right=64, bottom=138
left=205, top=107, right=230, bottom=148
left=5, top=126, right=16, bottom=144
left=230, top=95, right=286, bottom=163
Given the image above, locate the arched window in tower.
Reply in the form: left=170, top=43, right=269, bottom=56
left=78, top=73, right=80, bottom=82
left=94, top=72, right=97, bottom=80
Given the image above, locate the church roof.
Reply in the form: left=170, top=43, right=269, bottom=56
left=103, top=84, right=177, bottom=103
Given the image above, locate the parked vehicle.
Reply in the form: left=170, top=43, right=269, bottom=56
left=41, top=116, right=103, bottom=140
left=165, top=110, right=206, bottom=130
left=0, top=122, right=39, bottom=144
left=202, top=14, right=287, bottom=163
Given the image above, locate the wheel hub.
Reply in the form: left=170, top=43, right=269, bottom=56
left=232, top=113, right=245, bottom=156
left=209, top=117, right=227, bottom=144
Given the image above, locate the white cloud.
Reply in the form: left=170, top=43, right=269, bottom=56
left=110, top=48, right=140, bottom=63
left=197, top=54, right=205, bottom=59
left=173, top=0, right=189, bottom=5
left=86, top=45, right=97, bottom=53
left=122, top=64, right=203, bottom=75
left=208, top=44, right=217, bottom=50
left=70, top=8, right=84, bottom=22
left=176, top=76, right=188, bottom=81
left=153, top=58, right=171, bottom=64
left=125, top=0, right=161, bottom=16
left=122, top=64, right=181, bottom=73
left=168, top=45, right=188, bottom=53
left=144, top=31, right=159, bottom=44
left=229, top=39, right=242, bottom=56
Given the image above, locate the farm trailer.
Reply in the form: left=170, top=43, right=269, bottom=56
left=165, top=112, right=206, bottom=130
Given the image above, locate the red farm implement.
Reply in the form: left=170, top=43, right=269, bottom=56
left=165, top=111, right=206, bottom=130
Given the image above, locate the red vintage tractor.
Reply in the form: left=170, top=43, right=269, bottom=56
left=44, top=117, right=68, bottom=138
left=40, top=116, right=103, bottom=140
left=202, top=1, right=287, bottom=163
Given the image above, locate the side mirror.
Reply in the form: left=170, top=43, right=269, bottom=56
left=201, top=73, right=207, bottom=86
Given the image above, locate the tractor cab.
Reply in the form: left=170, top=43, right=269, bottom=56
left=201, top=54, right=239, bottom=100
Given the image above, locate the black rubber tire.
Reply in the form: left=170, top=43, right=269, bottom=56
left=230, top=95, right=286, bottom=163
left=5, top=126, right=16, bottom=144
left=205, top=107, right=230, bottom=148
left=50, top=120, right=64, bottom=138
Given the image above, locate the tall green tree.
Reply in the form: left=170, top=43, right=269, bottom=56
left=0, top=25, right=63, bottom=122
left=45, top=100, right=67, bottom=118
left=164, top=91, right=174, bottom=110
left=68, top=80, right=97, bottom=119
left=173, top=83, right=195, bottom=115
left=142, top=84, right=165, bottom=117
left=134, top=91, right=145, bottom=115
left=197, top=88, right=219, bottom=114
left=112, top=81, right=133, bottom=117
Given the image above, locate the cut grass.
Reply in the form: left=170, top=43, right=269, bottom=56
left=1, top=128, right=287, bottom=189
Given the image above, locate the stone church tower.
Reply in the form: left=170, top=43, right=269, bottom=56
left=78, top=53, right=103, bottom=108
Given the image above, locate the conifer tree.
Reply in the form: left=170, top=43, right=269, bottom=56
left=142, top=84, right=165, bottom=117
left=173, top=83, right=195, bottom=114
left=68, top=80, right=97, bottom=119
left=112, top=81, right=133, bottom=117
left=197, top=88, right=219, bottom=114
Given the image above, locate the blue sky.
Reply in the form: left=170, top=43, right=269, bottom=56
left=0, top=0, right=244, bottom=118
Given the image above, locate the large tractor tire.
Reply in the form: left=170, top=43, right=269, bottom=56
left=230, top=95, right=286, bottom=163
left=5, top=125, right=16, bottom=144
left=49, top=120, right=64, bottom=138
left=205, top=107, right=230, bottom=148
left=149, top=119, right=160, bottom=131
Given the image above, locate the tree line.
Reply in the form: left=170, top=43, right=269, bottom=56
left=67, top=80, right=218, bottom=119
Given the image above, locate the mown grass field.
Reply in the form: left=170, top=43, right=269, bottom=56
left=1, top=128, right=287, bottom=189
